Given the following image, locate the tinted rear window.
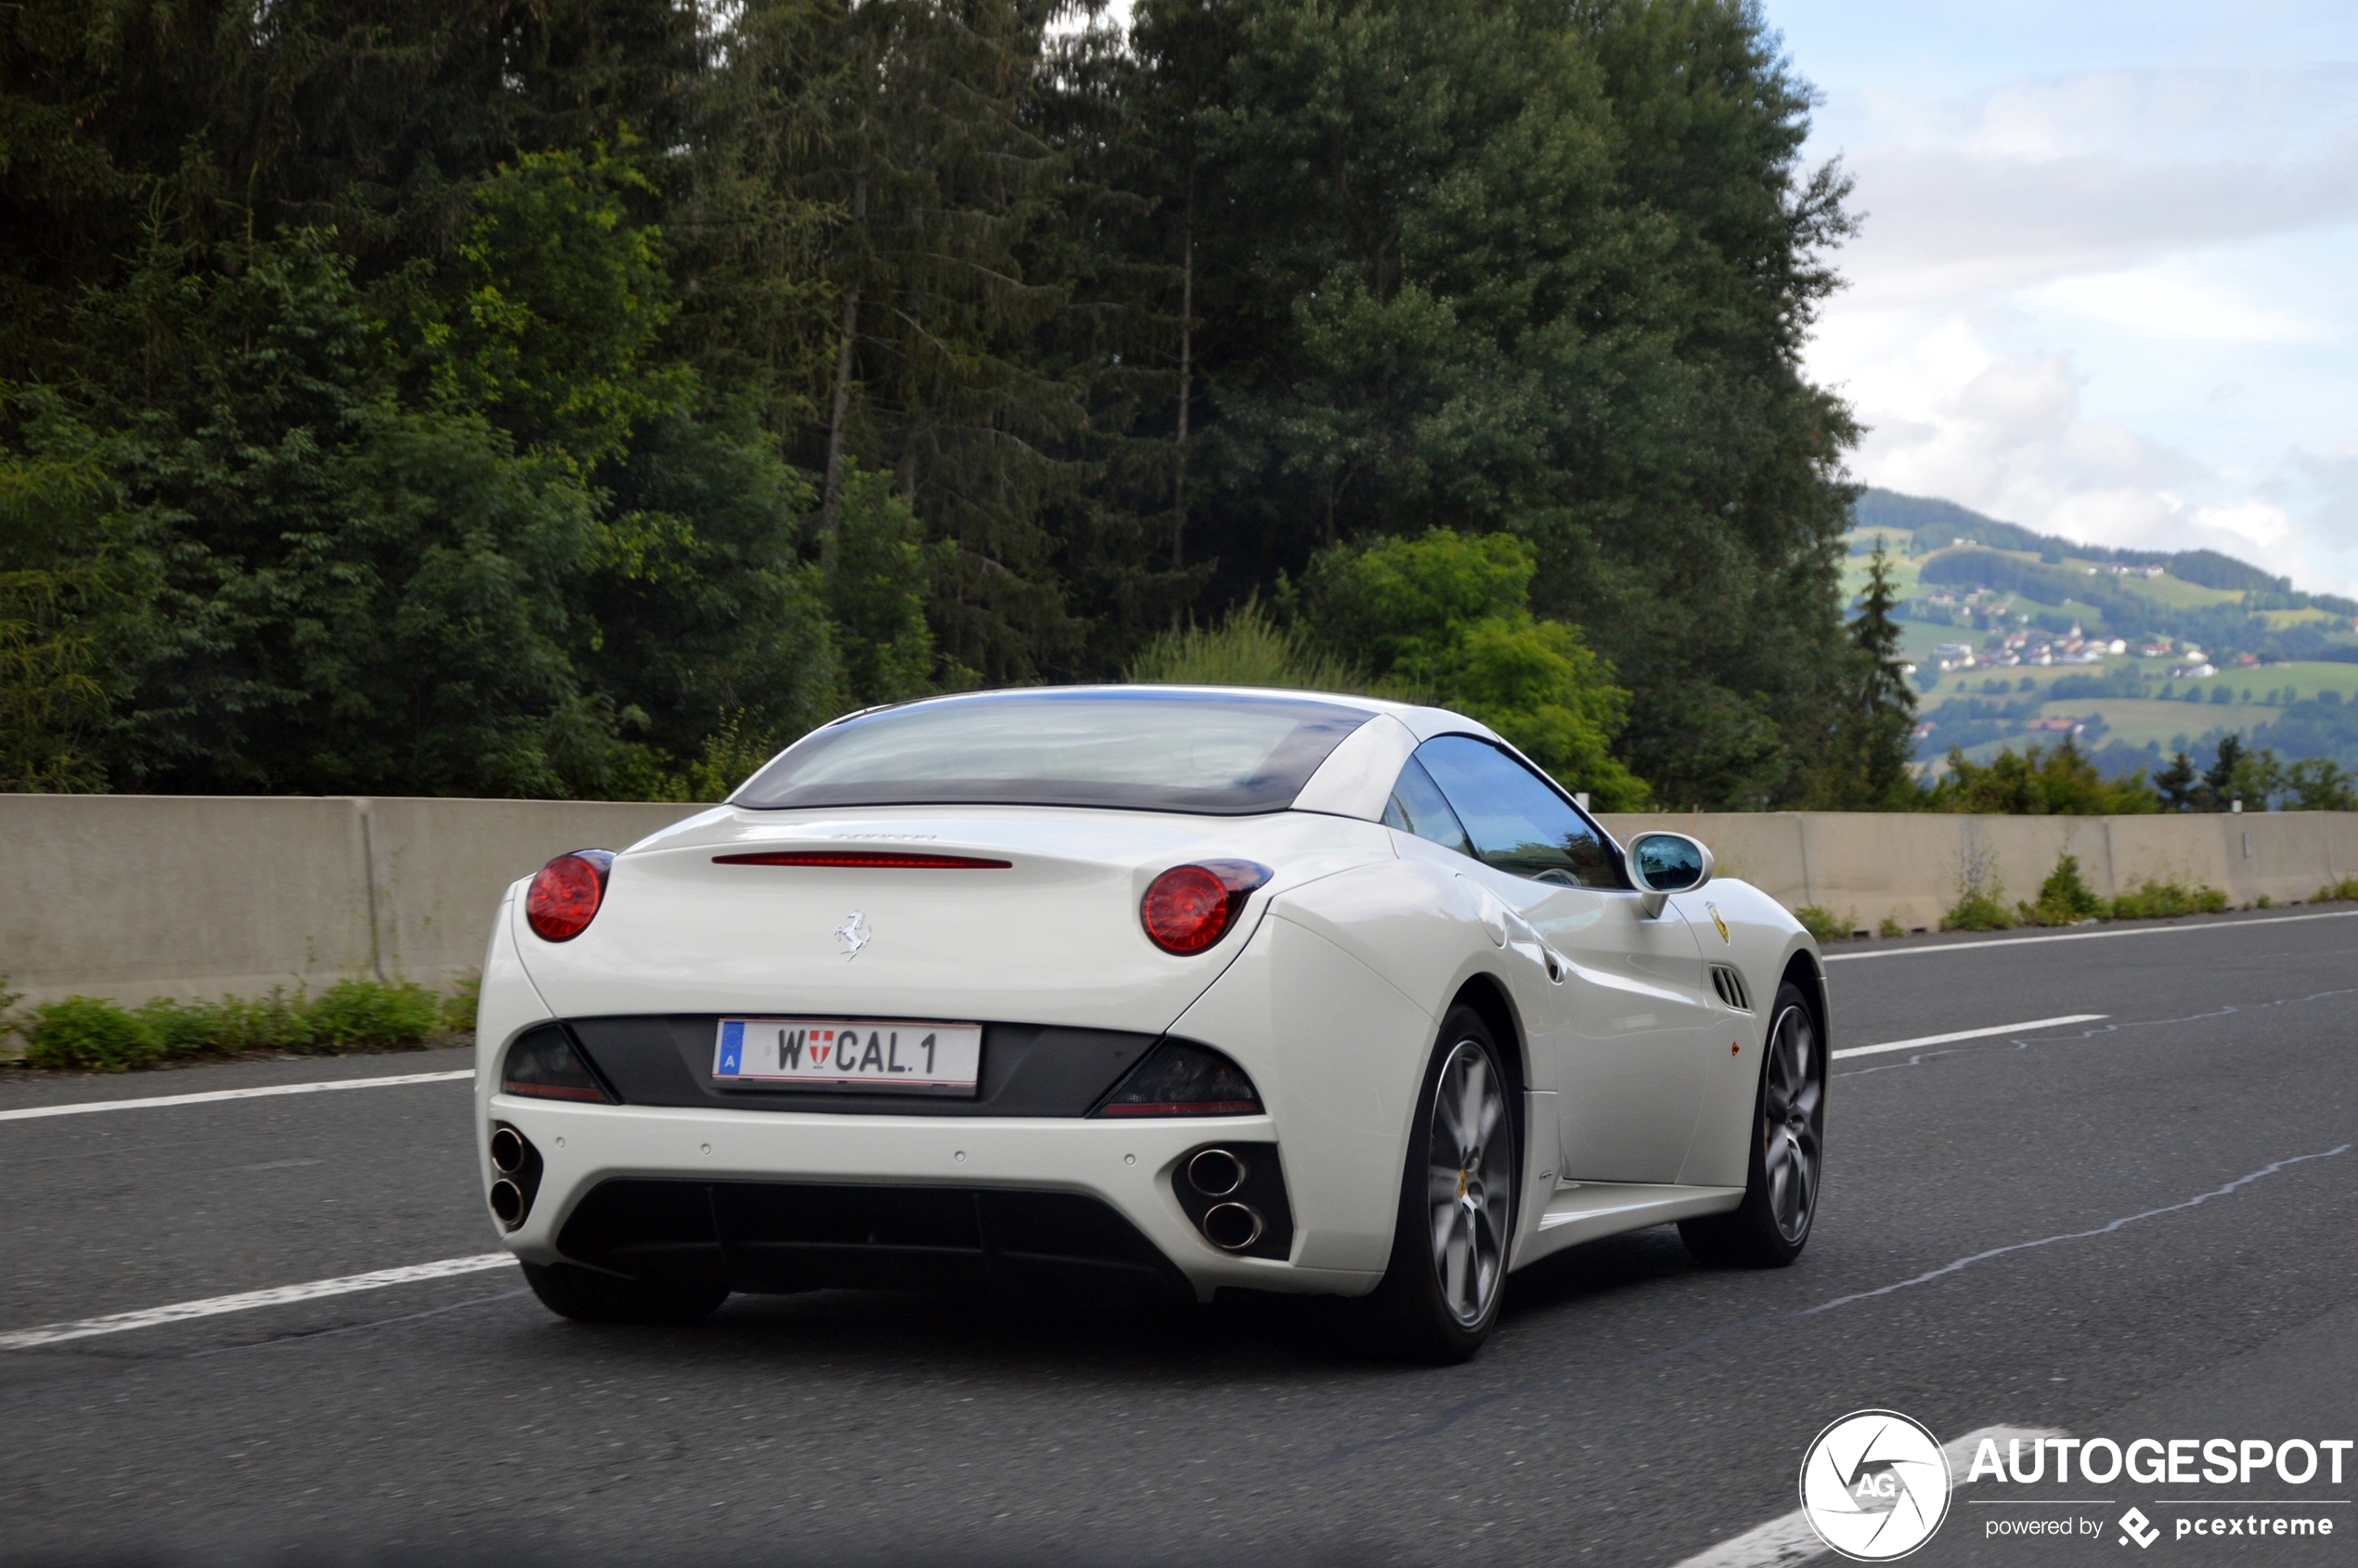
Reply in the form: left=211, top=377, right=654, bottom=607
left=733, top=690, right=1374, bottom=814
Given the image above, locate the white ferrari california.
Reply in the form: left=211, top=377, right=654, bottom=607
left=474, top=686, right=1827, bottom=1361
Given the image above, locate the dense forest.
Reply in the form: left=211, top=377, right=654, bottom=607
left=1, top=0, right=1884, bottom=808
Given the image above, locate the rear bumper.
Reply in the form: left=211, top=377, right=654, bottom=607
left=486, top=1095, right=1380, bottom=1302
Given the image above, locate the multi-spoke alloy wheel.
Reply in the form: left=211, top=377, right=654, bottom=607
left=1679, top=978, right=1825, bottom=1268
left=1427, top=1039, right=1512, bottom=1327
left=1760, top=1002, right=1823, bottom=1245
left=1369, top=1006, right=1519, bottom=1363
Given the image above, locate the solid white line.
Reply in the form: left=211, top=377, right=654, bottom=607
left=1669, top=1425, right=2066, bottom=1568
left=0, top=1253, right=516, bottom=1350
left=1833, top=1015, right=2107, bottom=1060
left=0, top=1069, right=473, bottom=1123
left=1823, top=907, right=2358, bottom=962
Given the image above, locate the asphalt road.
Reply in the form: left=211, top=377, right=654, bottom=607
left=4, top=906, right=2356, bottom=1567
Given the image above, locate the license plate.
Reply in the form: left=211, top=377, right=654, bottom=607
left=712, top=1018, right=983, bottom=1096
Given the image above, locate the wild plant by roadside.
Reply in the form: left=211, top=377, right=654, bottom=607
left=1790, top=904, right=1853, bottom=942
left=2107, top=877, right=2230, bottom=920
left=18, top=977, right=470, bottom=1072
left=1942, top=840, right=2014, bottom=930
left=25, top=996, right=167, bottom=1071
left=2017, top=854, right=2106, bottom=927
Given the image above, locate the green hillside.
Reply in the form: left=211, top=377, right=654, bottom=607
left=1848, top=490, right=2358, bottom=774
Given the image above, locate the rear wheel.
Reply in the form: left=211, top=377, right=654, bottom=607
left=523, top=1261, right=731, bottom=1326
left=1365, top=1007, right=1518, bottom=1364
left=1679, top=981, right=1823, bottom=1268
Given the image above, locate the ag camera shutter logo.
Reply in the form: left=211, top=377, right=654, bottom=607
left=1800, top=1410, right=1952, bottom=1561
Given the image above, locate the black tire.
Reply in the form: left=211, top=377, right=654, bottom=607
left=1363, top=1006, right=1519, bottom=1364
left=1680, top=980, right=1824, bottom=1268
left=523, top=1261, right=731, bottom=1326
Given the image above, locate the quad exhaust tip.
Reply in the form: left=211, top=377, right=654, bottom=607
left=1200, top=1201, right=1265, bottom=1251
left=489, top=1126, right=529, bottom=1175
left=1185, top=1147, right=1248, bottom=1198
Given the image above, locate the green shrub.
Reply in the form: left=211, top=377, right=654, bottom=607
left=20, top=976, right=469, bottom=1071
left=2019, top=853, right=2105, bottom=927
left=1127, top=598, right=1367, bottom=693
left=1790, top=904, right=1849, bottom=942
left=1941, top=890, right=2017, bottom=932
left=132, top=996, right=227, bottom=1058
left=2316, top=876, right=2358, bottom=903
left=135, top=989, right=314, bottom=1056
left=440, top=971, right=483, bottom=1036
left=26, top=996, right=165, bottom=1071
left=1876, top=914, right=1906, bottom=939
left=2108, top=877, right=2230, bottom=920
left=307, top=979, right=441, bottom=1048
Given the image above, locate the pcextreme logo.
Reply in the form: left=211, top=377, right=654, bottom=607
left=1800, top=1410, right=1952, bottom=1561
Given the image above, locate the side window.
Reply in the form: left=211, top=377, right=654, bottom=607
left=1381, top=757, right=1473, bottom=858
left=1414, top=734, right=1624, bottom=888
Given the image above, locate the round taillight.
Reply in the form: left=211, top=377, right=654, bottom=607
left=1140, top=861, right=1274, bottom=956
left=526, top=851, right=612, bottom=942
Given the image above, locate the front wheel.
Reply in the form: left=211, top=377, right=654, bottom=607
left=1679, top=981, right=1823, bottom=1268
left=1364, top=1007, right=1518, bottom=1364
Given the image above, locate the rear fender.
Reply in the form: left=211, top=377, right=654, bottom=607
left=1274, top=855, right=1557, bottom=1096
left=1165, top=912, right=1436, bottom=1276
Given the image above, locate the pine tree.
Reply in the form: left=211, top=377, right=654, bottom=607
left=1827, top=537, right=1921, bottom=807
left=787, top=0, right=1084, bottom=683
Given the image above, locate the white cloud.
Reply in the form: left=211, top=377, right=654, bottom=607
left=1794, top=44, right=2358, bottom=596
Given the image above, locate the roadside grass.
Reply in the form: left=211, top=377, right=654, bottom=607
left=2106, top=877, right=2231, bottom=921
left=2, top=975, right=476, bottom=1073
left=1790, top=904, right=1854, bottom=942
left=1940, top=851, right=2234, bottom=932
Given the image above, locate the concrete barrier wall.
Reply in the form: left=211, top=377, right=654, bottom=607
left=4, top=794, right=2354, bottom=1008
left=0, top=795, right=706, bottom=1009
left=1598, top=809, right=2358, bottom=936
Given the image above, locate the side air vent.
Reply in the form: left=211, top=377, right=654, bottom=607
left=1709, top=965, right=1752, bottom=1012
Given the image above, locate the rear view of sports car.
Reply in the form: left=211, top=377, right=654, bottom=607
left=474, top=687, right=1828, bottom=1361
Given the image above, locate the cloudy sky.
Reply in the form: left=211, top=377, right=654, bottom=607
left=1768, top=1, right=2358, bottom=592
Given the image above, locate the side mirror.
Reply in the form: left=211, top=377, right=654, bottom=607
left=1627, top=831, right=1714, bottom=919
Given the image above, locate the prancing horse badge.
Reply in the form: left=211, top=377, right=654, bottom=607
left=835, top=910, right=873, bottom=961
left=1706, top=903, right=1730, bottom=944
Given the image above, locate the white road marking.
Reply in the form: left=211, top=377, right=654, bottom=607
left=0, top=1069, right=472, bottom=1123
left=1670, top=1425, right=2067, bottom=1568
left=1833, top=1015, right=2107, bottom=1060
left=1824, top=907, right=2358, bottom=962
left=0, top=1253, right=515, bottom=1350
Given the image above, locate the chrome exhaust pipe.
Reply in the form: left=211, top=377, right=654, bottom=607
left=1200, top=1201, right=1264, bottom=1251
left=489, top=1125, right=529, bottom=1175
left=489, top=1178, right=526, bottom=1227
left=1186, top=1147, right=1248, bottom=1198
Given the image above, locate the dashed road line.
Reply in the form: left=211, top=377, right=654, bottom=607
left=1833, top=1015, right=2106, bottom=1060
left=0, top=1069, right=472, bottom=1123
left=0, top=1253, right=515, bottom=1350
